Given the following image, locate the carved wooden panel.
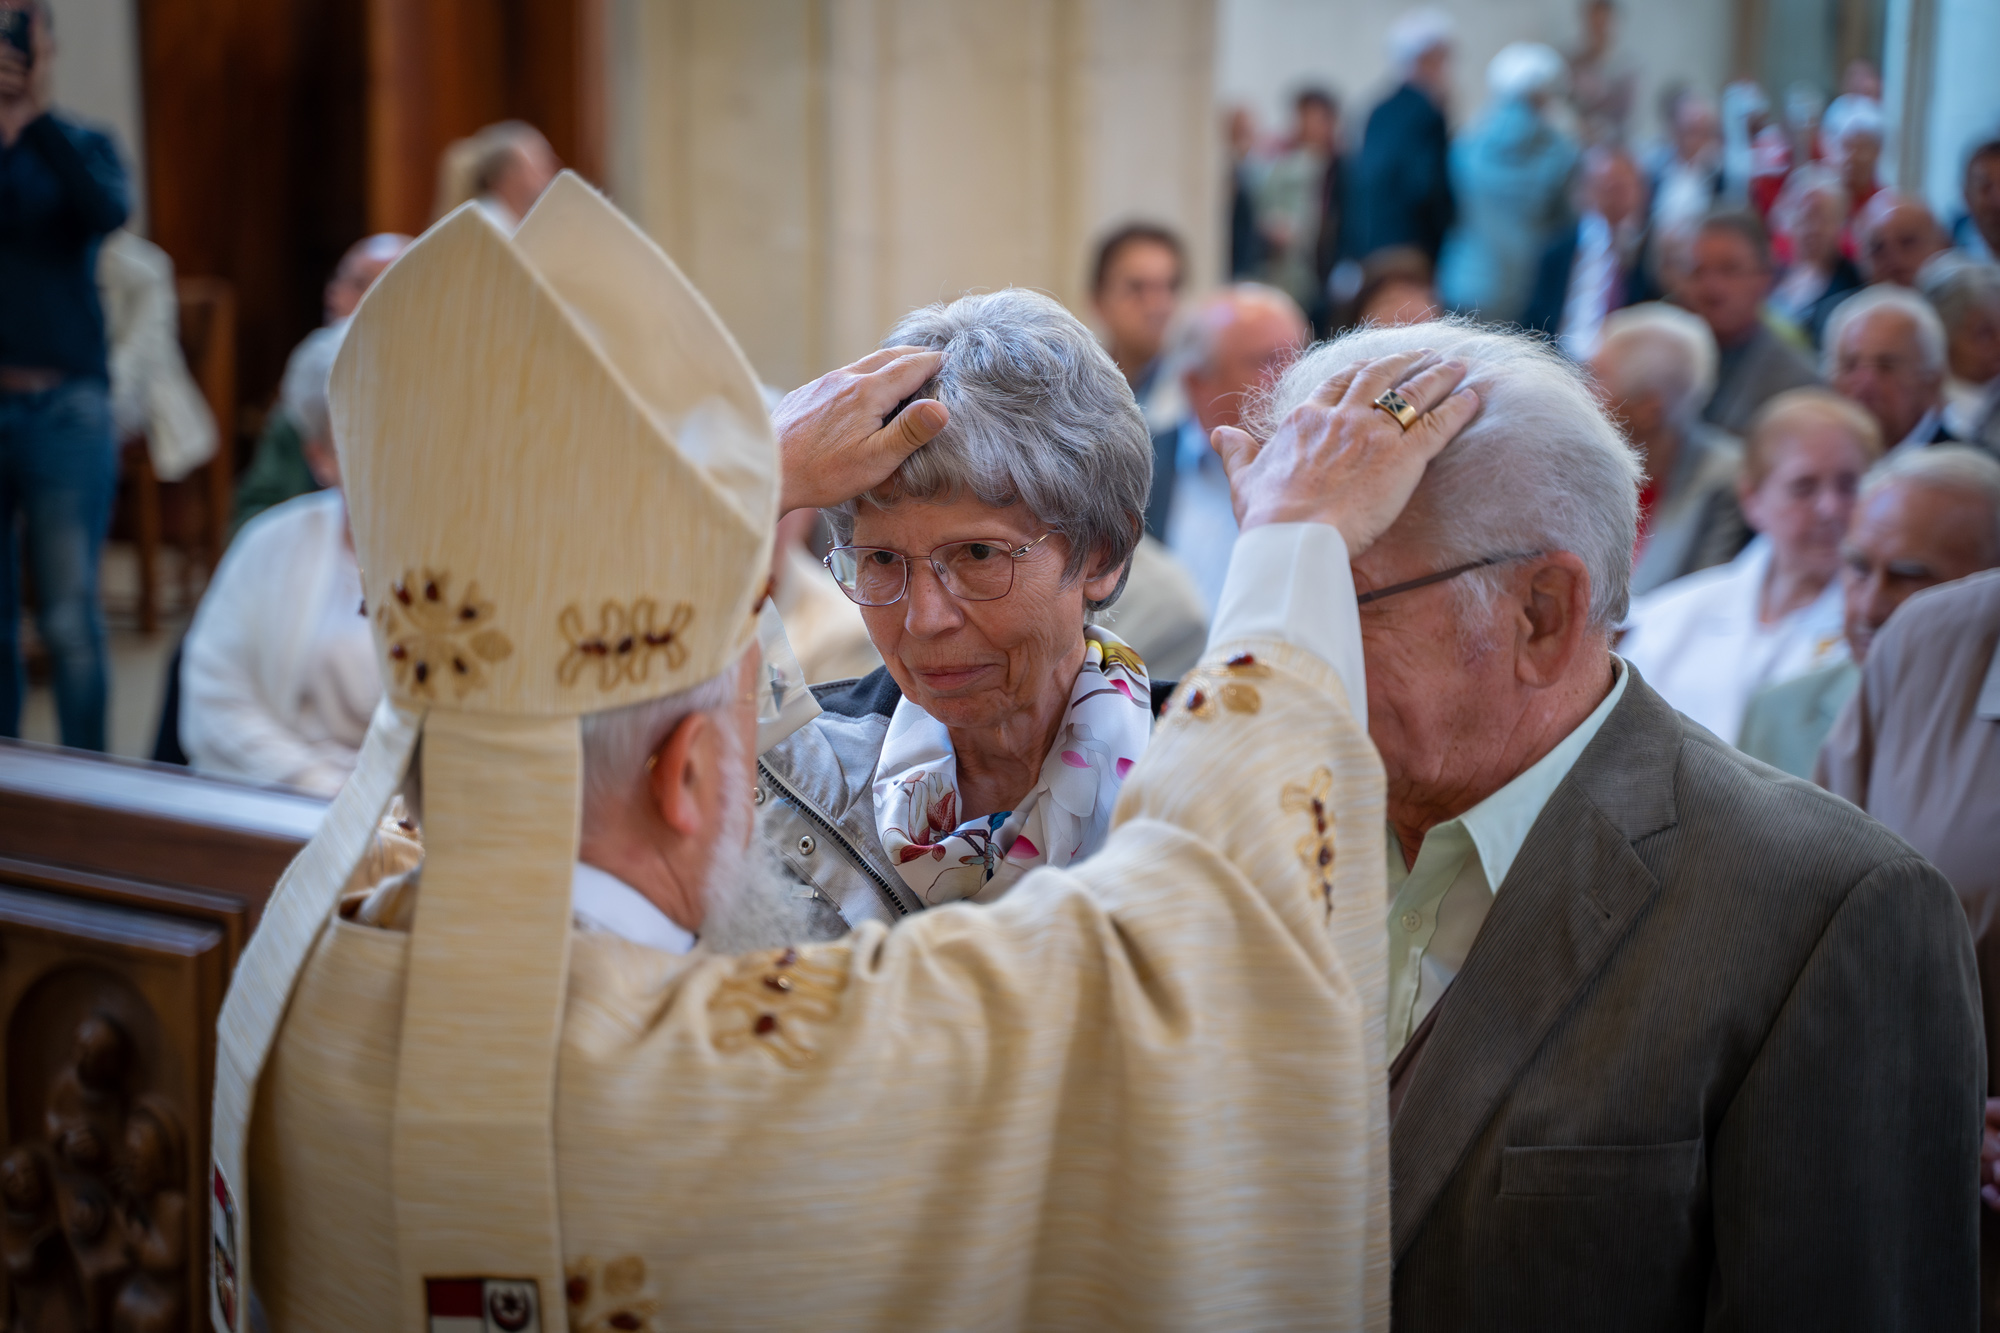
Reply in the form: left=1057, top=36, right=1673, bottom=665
left=0, top=888, right=225, bottom=1332
left=0, top=742, right=323, bottom=1332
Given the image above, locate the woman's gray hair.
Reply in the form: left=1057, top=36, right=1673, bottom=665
left=828, top=288, right=1153, bottom=614
left=1254, top=317, right=1642, bottom=628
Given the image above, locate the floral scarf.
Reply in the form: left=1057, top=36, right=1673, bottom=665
left=873, top=627, right=1152, bottom=907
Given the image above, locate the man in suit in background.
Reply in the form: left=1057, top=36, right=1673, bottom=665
left=1246, top=317, right=1982, bottom=1330
left=1692, top=209, right=1819, bottom=435
left=1524, top=143, right=1660, bottom=358
left=1355, top=9, right=1455, bottom=266
left=1146, top=283, right=1306, bottom=614
left=1828, top=283, right=1960, bottom=450
left=1816, top=564, right=2000, bottom=1332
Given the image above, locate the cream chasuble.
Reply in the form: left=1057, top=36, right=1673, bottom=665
left=249, top=632, right=1388, bottom=1331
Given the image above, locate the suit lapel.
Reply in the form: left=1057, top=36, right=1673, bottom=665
left=1389, top=672, right=1683, bottom=1262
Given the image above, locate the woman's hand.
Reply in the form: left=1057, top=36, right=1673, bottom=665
left=773, top=346, right=951, bottom=515
left=1210, top=350, right=1480, bottom=559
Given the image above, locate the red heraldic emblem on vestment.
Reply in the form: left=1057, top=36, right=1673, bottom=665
left=425, top=1277, right=542, bottom=1333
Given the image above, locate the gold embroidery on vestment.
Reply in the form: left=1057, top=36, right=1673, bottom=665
left=1167, top=654, right=1270, bottom=722
left=1282, top=765, right=1338, bottom=920
left=710, top=944, right=850, bottom=1067
left=558, top=599, right=694, bottom=690
left=376, top=569, right=515, bottom=699
left=566, top=1253, right=660, bottom=1331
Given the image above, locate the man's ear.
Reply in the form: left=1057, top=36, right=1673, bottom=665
left=1515, top=553, right=1592, bottom=688
left=647, top=711, right=711, bottom=837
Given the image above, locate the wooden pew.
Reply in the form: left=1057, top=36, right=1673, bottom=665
left=0, top=741, right=321, bottom=1333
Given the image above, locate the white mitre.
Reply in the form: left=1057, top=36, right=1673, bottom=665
left=208, top=171, right=777, bottom=1333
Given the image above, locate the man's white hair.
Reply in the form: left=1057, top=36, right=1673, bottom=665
left=1167, top=282, right=1305, bottom=378
left=1597, top=303, right=1719, bottom=422
left=1822, top=284, right=1949, bottom=379
left=1860, top=445, right=2000, bottom=558
left=1386, top=8, right=1454, bottom=75
left=578, top=672, right=737, bottom=822
left=1920, top=257, right=2000, bottom=338
left=1255, top=318, right=1642, bottom=627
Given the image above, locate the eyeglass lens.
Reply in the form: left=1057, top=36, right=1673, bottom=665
left=827, top=539, right=1022, bottom=606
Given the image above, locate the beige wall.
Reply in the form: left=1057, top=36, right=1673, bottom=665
left=46, top=0, right=146, bottom=231
left=607, top=0, right=1218, bottom=391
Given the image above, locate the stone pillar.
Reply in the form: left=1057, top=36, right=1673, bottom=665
left=606, top=0, right=1217, bottom=391
left=1884, top=0, right=2000, bottom=218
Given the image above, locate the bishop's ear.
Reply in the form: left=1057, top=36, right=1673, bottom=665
left=647, top=711, right=712, bottom=837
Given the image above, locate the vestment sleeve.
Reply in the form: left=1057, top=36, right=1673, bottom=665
left=552, top=618, right=1391, bottom=1329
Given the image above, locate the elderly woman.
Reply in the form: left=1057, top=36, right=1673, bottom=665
left=758, top=289, right=1156, bottom=924
left=1620, top=387, right=1884, bottom=743
left=1436, top=42, right=1580, bottom=324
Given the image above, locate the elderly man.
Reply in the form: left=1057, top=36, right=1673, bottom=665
left=1741, top=446, right=2000, bottom=775
left=1590, top=302, right=1747, bottom=593
left=1146, top=282, right=1308, bottom=610
left=1858, top=190, right=1951, bottom=288
left=1817, top=561, right=2000, bottom=1332
left=1691, top=209, right=1818, bottom=435
left=1230, top=316, right=1982, bottom=1326
left=215, top=173, right=1445, bottom=1330
left=1926, top=258, right=2000, bottom=453
left=1523, top=143, right=1659, bottom=358
left=1828, top=282, right=1958, bottom=449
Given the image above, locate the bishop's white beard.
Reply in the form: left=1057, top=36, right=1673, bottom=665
left=697, top=728, right=825, bottom=955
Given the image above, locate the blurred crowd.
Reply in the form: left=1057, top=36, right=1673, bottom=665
left=2, top=0, right=1997, bottom=851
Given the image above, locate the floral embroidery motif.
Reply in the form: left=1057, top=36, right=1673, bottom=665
left=710, top=944, right=851, bottom=1068
left=375, top=569, right=514, bottom=699
left=557, top=599, right=694, bottom=690
left=1169, top=652, right=1270, bottom=722
left=565, top=1254, right=658, bottom=1332
left=1281, top=765, right=1338, bottom=920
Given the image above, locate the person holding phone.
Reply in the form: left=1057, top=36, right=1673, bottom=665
left=0, top=0, right=131, bottom=751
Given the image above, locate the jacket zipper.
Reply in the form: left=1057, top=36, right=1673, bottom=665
left=756, top=757, right=914, bottom=917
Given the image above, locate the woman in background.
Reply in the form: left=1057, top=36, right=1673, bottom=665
left=1620, top=388, right=1881, bottom=744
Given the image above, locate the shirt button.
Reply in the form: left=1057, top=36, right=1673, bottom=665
left=797, top=835, right=816, bottom=856
left=753, top=785, right=768, bottom=806
left=1400, top=910, right=1423, bottom=933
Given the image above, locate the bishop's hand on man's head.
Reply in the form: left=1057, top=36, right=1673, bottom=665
left=1209, top=349, right=1481, bottom=557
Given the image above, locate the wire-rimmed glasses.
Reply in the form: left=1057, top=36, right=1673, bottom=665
left=824, top=532, right=1056, bottom=607
left=1355, top=551, right=1544, bottom=606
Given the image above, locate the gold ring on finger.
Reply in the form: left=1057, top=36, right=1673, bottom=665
left=1372, top=389, right=1420, bottom=432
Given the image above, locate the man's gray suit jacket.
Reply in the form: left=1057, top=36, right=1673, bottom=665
left=1391, top=667, right=1983, bottom=1331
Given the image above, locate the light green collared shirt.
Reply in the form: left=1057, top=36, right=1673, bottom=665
left=1384, top=659, right=1630, bottom=1055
